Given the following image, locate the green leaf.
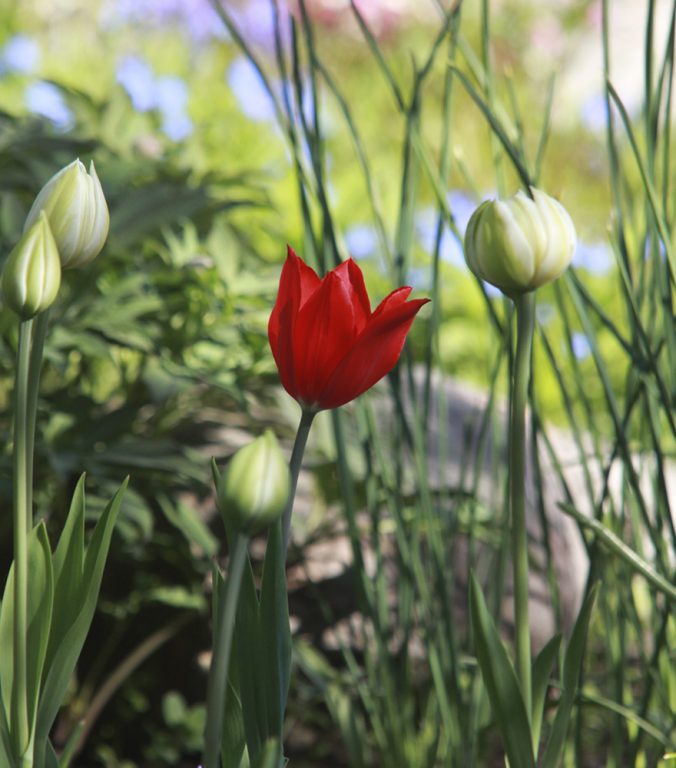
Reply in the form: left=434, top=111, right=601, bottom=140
left=44, top=740, right=60, bottom=768
left=0, top=522, right=54, bottom=747
left=233, top=521, right=291, bottom=765
left=469, top=573, right=535, bottom=768
left=26, top=523, right=54, bottom=737
left=157, top=495, right=218, bottom=558
left=235, top=551, right=265, bottom=761
left=55, top=717, right=84, bottom=768
left=51, top=476, right=86, bottom=592
left=258, top=519, right=291, bottom=740
left=531, top=634, right=561, bottom=752
left=221, top=678, right=248, bottom=768
left=540, top=585, right=599, bottom=768
left=0, top=694, right=12, bottom=767
left=251, top=739, right=282, bottom=768
left=210, top=564, right=249, bottom=768
left=35, top=479, right=127, bottom=766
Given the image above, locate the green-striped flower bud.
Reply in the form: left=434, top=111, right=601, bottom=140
left=24, top=159, right=109, bottom=270
left=464, top=188, right=576, bottom=296
left=217, top=430, right=291, bottom=536
left=2, top=211, right=61, bottom=319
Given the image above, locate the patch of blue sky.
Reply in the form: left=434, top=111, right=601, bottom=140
left=571, top=332, right=592, bottom=360
left=407, top=266, right=431, bottom=291
left=1, top=35, right=40, bottom=74
left=536, top=301, right=555, bottom=326
left=573, top=240, right=613, bottom=274
left=482, top=281, right=503, bottom=299
left=581, top=92, right=607, bottom=134
left=227, top=55, right=325, bottom=135
left=643, top=235, right=666, bottom=262
left=25, top=82, right=73, bottom=128
left=446, top=189, right=476, bottom=234
left=229, top=0, right=289, bottom=50
left=228, top=56, right=276, bottom=122
left=156, top=76, right=193, bottom=140
left=415, top=207, right=465, bottom=268
left=156, top=76, right=189, bottom=113
left=345, top=224, right=379, bottom=259
left=161, top=112, right=193, bottom=141
left=116, top=57, right=193, bottom=140
left=116, top=55, right=156, bottom=111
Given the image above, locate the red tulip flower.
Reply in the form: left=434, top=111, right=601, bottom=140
left=268, top=246, right=429, bottom=412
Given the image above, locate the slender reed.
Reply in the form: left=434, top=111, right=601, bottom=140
left=281, top=409, right=315, bottom=554
left=11, top=319, right=33, bottom=761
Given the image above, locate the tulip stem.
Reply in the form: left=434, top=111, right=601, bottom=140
left=282, top=409, right=316, bottom=555
left=12, top=319, right=33, bottom=760
left=24, top=310, right=50, bottom=533
left=203, top=533, right=249, bottom=768
left=510, top=292, right=535, bottom=723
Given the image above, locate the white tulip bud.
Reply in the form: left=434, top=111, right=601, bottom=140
left=464, top=188, right=576, bottom=296
left=217, top=430, right=291, bottom=536
left=24, top=159, right=109, bottom=270
left=2, top=212, right=61, bottom=319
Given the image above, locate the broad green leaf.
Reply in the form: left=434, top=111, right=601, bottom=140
left=258, top=519, right=291, bottom=741
left=51, top=476, right=86, bottom=591
left=0, top=559, right=14, bottom=729
left=469, top=573, right=535, bottom=768
left=35, top=479, right=127, bottom=766
left=26, top=523, right=54, bottom=737
left=221, top=678, right=248, bottom=768
left=0, top=522, right=54, bottom=748
left=235, top=551, right=265, bottom=761
left=44, top=740, right=60, bottom=768
left=0, top=665, right=14, bottom=766
left=540, top=585, right=599, bottom=768
left=231, top=522, right=290, bottom=765
left=531, top=634, right=561, bottom=752
left=251, top=739, right=282, bottom=768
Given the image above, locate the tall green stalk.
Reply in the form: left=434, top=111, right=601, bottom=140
left=281, top=409, right=315, bottom=554
left=203, top=533, right=249, bottom=768
left=12, top=319, right=33, bottom=761
left=24, top=311, right=50, bottom=531
left=510, top=292, right=535, bottom=722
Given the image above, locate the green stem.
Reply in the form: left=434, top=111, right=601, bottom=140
left=281, top=409, right=316, bottom=554
left=203, top=534, right=249, bottom=768
left=510, top=292, right=535, bottom=723
left=24, top=311, right=50, bottom=534
left=12, top=319, right=33, bottom=761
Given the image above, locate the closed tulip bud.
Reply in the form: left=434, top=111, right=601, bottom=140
left=464, top=188, right=576, bottom=296
left=217, top=430, right=291, bottom=536
left=24, top=159, right=109, bottom=270
left=2, top=211, right=61, bottom=319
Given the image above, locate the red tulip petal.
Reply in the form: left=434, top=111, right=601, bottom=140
left=292, top=264, right=368, bottom=405
left=268, top=246, right=321, bottom=397
left=345, top=258, right=371, bottom=331
left=318, top=297, right=429, bottom=409
left=288, top=245, right=322, bottom=307
left=371, top=286, right=413, bottom=318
